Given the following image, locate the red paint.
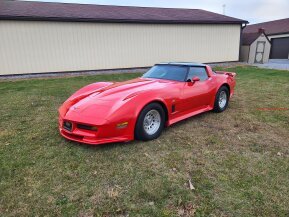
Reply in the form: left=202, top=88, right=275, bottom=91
left=59, top=64, right=236, bottom=145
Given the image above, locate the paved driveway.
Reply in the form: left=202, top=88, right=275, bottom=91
left=254, top=59, right=289, bottom=70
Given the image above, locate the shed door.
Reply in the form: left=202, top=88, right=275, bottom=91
left=254, top=41, right=265, bottom=63
left=270, top=37, right=289, bottom=59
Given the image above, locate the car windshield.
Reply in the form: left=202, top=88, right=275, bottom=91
left=142, top=65, right=188, bottom=82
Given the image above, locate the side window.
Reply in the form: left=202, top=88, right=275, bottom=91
left=188, top=67, right=209, bottom=81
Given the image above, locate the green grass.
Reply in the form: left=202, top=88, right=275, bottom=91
left=0, top=66, right=289, bottom=216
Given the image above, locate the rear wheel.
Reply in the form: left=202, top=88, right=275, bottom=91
left=135, top=103, right=165, bottom=141
left=213, top=86, right=229, bottom=112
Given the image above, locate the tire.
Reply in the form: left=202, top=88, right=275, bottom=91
left=213, top=86, right=229, bottom=113
left=135, top=103, right=165, bottom=141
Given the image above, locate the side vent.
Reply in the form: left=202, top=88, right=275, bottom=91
left=172, top=105, right=175, bottom=113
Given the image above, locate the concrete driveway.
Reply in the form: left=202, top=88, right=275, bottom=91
left=254, top=59, right=289, bottom=70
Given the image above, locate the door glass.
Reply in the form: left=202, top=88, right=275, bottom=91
left=188, top=67, right=208, bottom=81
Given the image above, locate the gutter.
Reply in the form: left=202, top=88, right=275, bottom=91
left=0, top=15, right=248, bottom=25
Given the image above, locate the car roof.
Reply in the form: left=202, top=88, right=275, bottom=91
left=157, top=62, right=206, bottom=67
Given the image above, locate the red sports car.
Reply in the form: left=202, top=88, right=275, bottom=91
left=59, top=62, right=236, bottom=145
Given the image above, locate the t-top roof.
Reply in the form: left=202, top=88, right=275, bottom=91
left=243, top=18, right=289, bottom=36
left=0, top=1, right=248, bottom=24
left=158, top=62, right=206, bottom=67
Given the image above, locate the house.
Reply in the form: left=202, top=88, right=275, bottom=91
left=0, top=1, right=247, bottom=75
left=242, top=18, right=289, bottom=61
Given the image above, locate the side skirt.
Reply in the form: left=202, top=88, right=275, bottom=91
left=168, top=106, right=213, bottom=126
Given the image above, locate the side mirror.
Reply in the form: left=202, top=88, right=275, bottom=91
left=192, top=76, right=200, bottom=82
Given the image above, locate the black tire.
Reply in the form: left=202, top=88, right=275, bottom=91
left=213, top=86, right=229, bottom=113
left=135, top=103, right=165, bottom=141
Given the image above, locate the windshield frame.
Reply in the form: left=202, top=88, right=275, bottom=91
left=142, top=64, right=190, bottom=82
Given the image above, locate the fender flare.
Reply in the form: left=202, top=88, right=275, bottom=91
left=133, top=98, right=169, bottom=126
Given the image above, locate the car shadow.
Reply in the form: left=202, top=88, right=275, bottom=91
left=68, top=110, right=216, bottom=151
left=67, top=136, right=137, bottom=151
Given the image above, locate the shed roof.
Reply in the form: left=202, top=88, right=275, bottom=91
left=243, top=18, right=289, bottom=36
left=242, top=32, right=270, bottom=45
left=0, top=1, right=248, bottom=24
left=242, top=33, right=262, bottom=45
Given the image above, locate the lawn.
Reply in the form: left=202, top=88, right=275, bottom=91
left=0, top=66, right=289, bottom=216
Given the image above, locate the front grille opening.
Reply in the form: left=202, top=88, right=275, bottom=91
left=63, top=121, right=72, bottom=132
left=77, top=124, right=97, bottom=131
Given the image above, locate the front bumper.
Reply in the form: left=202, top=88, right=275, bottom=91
left=58, top=116, right=133, bottom=145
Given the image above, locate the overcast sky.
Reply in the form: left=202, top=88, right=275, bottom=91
left=22, top=0, right=289, bottom=24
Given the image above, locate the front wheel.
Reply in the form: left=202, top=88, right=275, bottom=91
left=135, top=103, right=165, bottom=141
left=213, top=86, right=229, bottom=112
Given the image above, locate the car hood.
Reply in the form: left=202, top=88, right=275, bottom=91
left=63, top=78, right=177, bottom=124
left=87, top=78, right=176, bottom=100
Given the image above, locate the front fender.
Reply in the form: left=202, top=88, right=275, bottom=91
left=59, top=82, right=113, bottom=117
left=68, top=82, right=113, bottom=100
left=109, top=91, right=169, bottom=127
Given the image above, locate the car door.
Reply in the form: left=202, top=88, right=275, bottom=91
left=181, top=66, right=213, bottom=112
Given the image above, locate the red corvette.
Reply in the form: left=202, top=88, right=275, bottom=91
left=59, top=62, right=236, bottom=145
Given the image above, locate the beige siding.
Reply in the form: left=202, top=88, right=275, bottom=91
left=248, top=34, right=271, bottom=64
left=0, top=21, right=241, bottom=75
left=240, top=45, right=250, bottom=62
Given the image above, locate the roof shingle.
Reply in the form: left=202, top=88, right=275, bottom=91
left=243, top=18, right=289, bottom=35
left=0, top=1, right=247, bottom=24
left=242, top=32, right=262, bottom=45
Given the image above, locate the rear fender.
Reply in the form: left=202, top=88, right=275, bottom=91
left=216, top=71, right=236, bottom=98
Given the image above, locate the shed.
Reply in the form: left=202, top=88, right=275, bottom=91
left=240, top=30, right=271, bottom=64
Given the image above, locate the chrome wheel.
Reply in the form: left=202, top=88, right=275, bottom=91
left=143, top=109, right=161, bottom=135
left=218, top=91, right=227, bottom=109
